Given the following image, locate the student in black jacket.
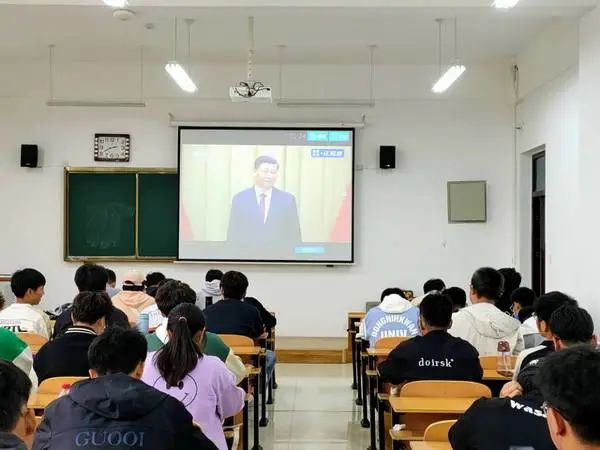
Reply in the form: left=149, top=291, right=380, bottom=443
left=34, top=291, right=112, bottom=383
left=378, top=292, right=482, bottom=385
left=500, top=304, right=596, bottom=399
left=33, top=327, right=217, bottom=450
left=53, top=264, right=129, bottom=338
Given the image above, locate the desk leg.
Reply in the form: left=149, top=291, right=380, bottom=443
left=361, top=353, right=370, bottom=428
left=351, top=331, right=358, bottom=390
left=369, top=374, right=377, bottom=449
left=355, top=339, right=363, bottom=406
left=252, top=374, right=261, bottom=450
left=391, top=411, right=401, bottom=450
left=243, top=398, right=249, bottom=450
left=259, top=353, right=269, bottom=427
left=378, top=397, right=385, bottom=450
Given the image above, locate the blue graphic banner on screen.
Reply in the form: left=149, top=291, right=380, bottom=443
left=178, top=127, right=355, bottom=263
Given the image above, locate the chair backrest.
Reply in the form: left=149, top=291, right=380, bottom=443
left=38, top=376, right=87, bottom=395
left=16, top=332, right=48, bottom=347
left=374, top=336, right=410, bottom=349
left=219, top=334, right=255, bottom=347
left=479, top=355, right=517, bottom=370
left=423, top=420, right=457, bottom=442
left=400, top=380, right=491, bottom=398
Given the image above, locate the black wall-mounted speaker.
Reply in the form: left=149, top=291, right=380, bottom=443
left=20, top=145, right=38, bottom=168
left=379, top=145, right=396, bottom=169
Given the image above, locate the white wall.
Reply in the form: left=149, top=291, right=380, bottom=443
left=575, top=5, right=600, bottom=323
left=0, top=58, right=515, bottom=337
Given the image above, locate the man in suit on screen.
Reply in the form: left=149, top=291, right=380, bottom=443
left=227, top=155, right=302, bottom=258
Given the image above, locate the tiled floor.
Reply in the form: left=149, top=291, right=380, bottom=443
left=250, top=363, right=370, bottom=450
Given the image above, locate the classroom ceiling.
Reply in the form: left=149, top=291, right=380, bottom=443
left=0, top=1, right=594, bottom=64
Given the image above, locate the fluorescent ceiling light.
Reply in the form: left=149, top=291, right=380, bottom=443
left=103, top=0, right=128, bottom=7
left=165, top=62, right=197, bottom=93
left=432, top=64, right=466, bottom=94
left=277, top=99, right=375, bottom=108
left=493, top=0, right=519, bottom=8
left=47, top=99, right=146, bottom=107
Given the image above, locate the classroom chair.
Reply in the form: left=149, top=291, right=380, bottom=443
left=423, top=420, right=457, bottom=442
left=219, top=334, right=255, bottom=348
left=38, top=376, right=87, bottom=395
left=479, top=355, right=517, bottom=370
left=375, top=336, right=411, bottom=349
left=16, top=332, right=48, bottom=354
left=389, top=381, right=491, bottom=446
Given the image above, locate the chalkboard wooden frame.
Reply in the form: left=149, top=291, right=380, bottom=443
left=64, top=167, right=177, bottom=262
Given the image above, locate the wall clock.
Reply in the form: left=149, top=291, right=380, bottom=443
left=94, top=134, right=131, bottom=162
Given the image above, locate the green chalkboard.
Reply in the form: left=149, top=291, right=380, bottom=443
left=67, top=173, right=136, bottom=257
left=65, top=169, right=178, bottom=261
left=138, top=173, right=178, bottom=258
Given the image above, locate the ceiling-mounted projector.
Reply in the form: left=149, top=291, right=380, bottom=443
left=229, top=81, right=272, bottom=103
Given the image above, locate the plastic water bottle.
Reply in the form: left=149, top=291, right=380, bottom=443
left=138, top=313, right=149, bottom=334
left=497, top=340, right=513, bottom=377
left=58, top=383, right=71, bottom=398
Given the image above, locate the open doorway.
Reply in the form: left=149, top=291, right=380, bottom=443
left=532, top=152, right=546, bottom=296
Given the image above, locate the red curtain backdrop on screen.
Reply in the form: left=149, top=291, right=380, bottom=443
left=330, top=184, right=352, bottom=243
left=180, top=205, right=193, bottom=240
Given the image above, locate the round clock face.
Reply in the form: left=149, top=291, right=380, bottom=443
left=94, top=134, right=130, bottom=162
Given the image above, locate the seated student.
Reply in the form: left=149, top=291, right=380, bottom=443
left=197, top=269, right=223, bottom=308
left=34, top=292, right=112, bottom=383
left=449, top=389, right=554, bottom=450
left=358, top=288, right=420, bottom=347
left=501, top=304, right=595, bottom=400
left=204, top=271, right=275, bottom=379
left=204, top=271, right=265, bottom=340
left=443, top=287, right=467, bottom=312
left=411, top=278, right=446, bottom=307
left=449, top=267, right=523, bottom=356
left=511, top=287, right=539, bottom=346
left=142, top=304, right=244, bottom=450
left=497, top=267, right=522, bottom=314
left=511, top=291, right=577, bottom=377
left=378, top=293, right=482, bottom=385
left=0, top=360, right=36, bottom=450
left=111, top=270, right=161, bottom=329
left=144, top=272, right=166, bottom=298
left=105, top=268, right=120, bottom=298
left=146, top=279, right=246, bottom=383
left=0, top=327, right=38, bottom=392
left=53, top=264, right=129, bottom=337
left=33, top=327, right=218, bottom=450
left=536, top=345, right=600, bottom=450
left=0, top=269, right=51, bottom=339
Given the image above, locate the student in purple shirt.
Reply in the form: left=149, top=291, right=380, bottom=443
left=142, top=303, right=244, bottom=450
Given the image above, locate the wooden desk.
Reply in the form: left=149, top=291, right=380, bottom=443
left=483, top=369, right=512, bottom=381
left=347, top=312, right=365, bottom=390
left=231, top=346, right=261, bottom=356
left=389, top=396, right=479, bottom=414
left=28, top=393, right=57, bottom=410
left=410, top=442, right=452, bottom=450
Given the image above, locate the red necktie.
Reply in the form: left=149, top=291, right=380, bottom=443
left=259, top=193, right=266, bottom=223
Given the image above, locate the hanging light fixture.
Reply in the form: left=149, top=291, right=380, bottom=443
left=102, top=0, right=128, bottom=7
left=165, top=17, right=197, bottom=93
left=494, top=0, right=520, bottom=8
left=432, top=18, right=466, bottom=94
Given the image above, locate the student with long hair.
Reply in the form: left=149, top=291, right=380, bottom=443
left=142, top=303, right=244, bottom=450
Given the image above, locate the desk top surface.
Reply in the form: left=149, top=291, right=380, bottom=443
left=410, top=442, right=452, bottom=450
left=389, top=396, right=478, bottom=414
left=231, top=346, right=261, bottom=356
left=28, top=393, right=57, bottom=409
left=348, top=312, right=366, bottom=319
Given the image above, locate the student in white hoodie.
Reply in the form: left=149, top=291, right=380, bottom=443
left=197, top=270, right=223, bottom=309
left=449, top=267, right=523, bottom=356
left=358, top=288, right=420, bottom=347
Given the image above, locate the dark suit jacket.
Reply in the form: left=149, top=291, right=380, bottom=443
left=227, top=187, right=302, bottom=257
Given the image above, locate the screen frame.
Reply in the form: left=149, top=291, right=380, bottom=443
left=176, top=125, right=356, bottom=265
